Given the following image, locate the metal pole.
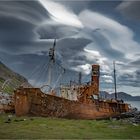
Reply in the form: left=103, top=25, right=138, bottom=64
left=78, top=72, right=82, bottom=85
left=113, top=61, right=117, bottom=100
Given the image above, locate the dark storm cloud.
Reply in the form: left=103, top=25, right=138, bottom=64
left=56, top=1, right=89, bottom=14
left=57, top=1, right=121, bottom=15
left=116, top=1, right=140, bottom=21
left=0, top=0, right=87, bottom=56
left=0, top=1, right=49, bottom=23
left=36, top=23, right=80, bottom=39
left=1, top=40, right=53, bottom=55
left=0, top=0, right=93, bottom=79
left=0, top=52, right=52, bottom=86
left=58, top=38, right=91, bottom=53
left=118, top=70, right=140, bottom=87
left=0, top=16, right=35, bottom=41
left=56, top=37, right=92, bottom=68
left=0, top=0, right=140, bottom=93
left=0, top=16, right=34, bottom=54
left=86, top=30, right=125, bottom=60
left=0, top=1, right=56, bottom=55
left=0, top=15, right=54, bottom=54
left=130, top=59, right=140, bottom=66
left=114, top=61, right=140, bottom=89
left=0, top=51, right=82, bottom=86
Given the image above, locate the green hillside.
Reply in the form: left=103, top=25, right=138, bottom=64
left=0, top=61, right=29, bottom=94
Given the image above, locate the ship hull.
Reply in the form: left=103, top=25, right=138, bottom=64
left=14, top=87, right=129, bottom=119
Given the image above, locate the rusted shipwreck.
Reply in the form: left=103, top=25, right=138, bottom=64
left=14, top=64, right=129, bottom=119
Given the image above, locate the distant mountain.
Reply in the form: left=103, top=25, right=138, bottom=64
left=0, top=61, right=30, bottom=94
left=99, top=91, right=140, bottom=101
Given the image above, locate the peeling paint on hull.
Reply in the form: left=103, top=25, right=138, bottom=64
left=14, top=87, right=129, bottom=119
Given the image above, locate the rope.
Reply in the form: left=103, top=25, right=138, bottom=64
left=33, top=60, right=50, bottom=87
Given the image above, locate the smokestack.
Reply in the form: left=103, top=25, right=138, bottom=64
left=91, top=64, right=100, bottom=94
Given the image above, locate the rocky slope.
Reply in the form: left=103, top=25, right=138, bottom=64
left=0, top=61, right=29, bottom=94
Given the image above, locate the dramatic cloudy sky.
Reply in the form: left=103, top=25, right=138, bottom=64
left=0, top=0, right=140, bottom=95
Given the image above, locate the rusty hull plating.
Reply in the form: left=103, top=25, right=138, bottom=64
left=14, top=64, right=129, bottom=119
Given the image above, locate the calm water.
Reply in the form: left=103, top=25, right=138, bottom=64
left=125, top=101, right=140, bottom=111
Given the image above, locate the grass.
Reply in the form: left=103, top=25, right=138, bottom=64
left=0, top=114, right=140, bottom=139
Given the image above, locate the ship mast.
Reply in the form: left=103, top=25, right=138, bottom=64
left=113, top=61, right=117, bottom=100
left=47, top=39, right=56, bottom=86
left=78, top=72, right=82, bottom=85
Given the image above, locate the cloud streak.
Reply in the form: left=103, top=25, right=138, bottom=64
left=116, top=1, right=140, bottom=21
left=79, top=10, right=139, bottom=59
left=38, top=0, right=83, bottom=28
left=0, top=0, right=140, bottom=95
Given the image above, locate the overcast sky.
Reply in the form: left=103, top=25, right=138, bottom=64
left=0, top=0, right=140, bottom=95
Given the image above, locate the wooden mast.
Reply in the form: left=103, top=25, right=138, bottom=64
left=113, top=61, right=117, bottom=100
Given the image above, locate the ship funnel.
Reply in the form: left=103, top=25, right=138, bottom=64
left=91, top=64, right=100, bottom=94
